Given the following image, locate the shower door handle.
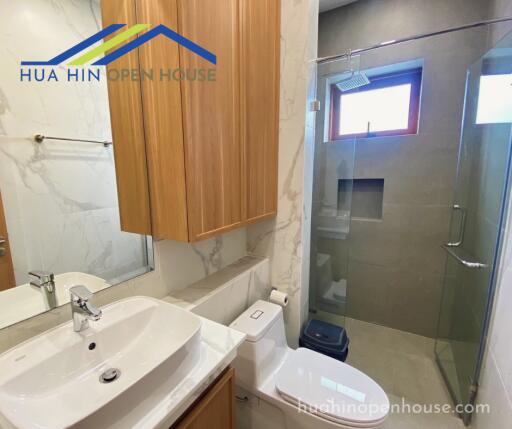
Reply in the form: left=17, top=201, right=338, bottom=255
left=446, top=205, right=466, bottom=247
left=442, top=245, right=488, bottom=269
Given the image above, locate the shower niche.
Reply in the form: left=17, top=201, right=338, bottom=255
left=339, top=178, right=384, bottom=221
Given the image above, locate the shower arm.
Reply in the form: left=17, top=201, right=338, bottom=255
left=314, top=17, right=512, bottom=65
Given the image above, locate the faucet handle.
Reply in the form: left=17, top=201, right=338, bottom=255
left=70, top=286, right=101, bottom=332
left=28, top=270, right=54, bottom=287
left=70, top=285, right=93, bottom=302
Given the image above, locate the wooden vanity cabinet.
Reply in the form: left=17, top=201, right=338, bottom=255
left=103, top=0, right=280, bottom=242
left=172, top=367, right=235, bottom=429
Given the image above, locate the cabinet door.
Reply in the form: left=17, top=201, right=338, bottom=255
left=241, top=0, right=280, bottom=222
left=101, top=0, right=152, bottom=235
left=174, top=368, right=235, bottom=429
left=136, top=0, right=189, bottom=241
left=178, top=0, right=243, bottom=241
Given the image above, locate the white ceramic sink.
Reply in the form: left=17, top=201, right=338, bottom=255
left=0, top=272, right=111, bottom=329
left=0, top=297, right=201, bottom=429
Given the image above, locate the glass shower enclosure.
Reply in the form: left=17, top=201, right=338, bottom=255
left=309, top=56, right=359, bottom=323
left=309, top=18, right=512, bottom=426
left=435, top=31, right=512, bottom=425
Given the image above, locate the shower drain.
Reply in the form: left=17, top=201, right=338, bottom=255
left=99, top=368, right=121, bottom=384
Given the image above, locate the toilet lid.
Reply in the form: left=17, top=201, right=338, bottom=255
left=275, top=348, right=390, bottom=426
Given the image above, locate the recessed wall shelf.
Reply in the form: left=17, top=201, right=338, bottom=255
left=338, top=178, right=384, bottom=220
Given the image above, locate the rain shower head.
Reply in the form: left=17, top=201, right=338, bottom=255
left=335, top=71, right=370, bottom=92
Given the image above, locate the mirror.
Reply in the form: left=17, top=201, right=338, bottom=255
left=0, top=0, right=153, bottom=329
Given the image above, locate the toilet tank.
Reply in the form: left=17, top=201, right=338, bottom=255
left=230, top=300, right=289, bottom=390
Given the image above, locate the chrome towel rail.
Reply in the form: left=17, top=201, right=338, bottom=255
left=442, top=245, right=488, bottom=269
left=34, top=134, right=112, bottom=147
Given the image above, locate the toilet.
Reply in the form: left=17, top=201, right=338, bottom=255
left=230, top=300, right=390, bottom=429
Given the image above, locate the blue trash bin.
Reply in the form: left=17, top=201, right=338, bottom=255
left=299, top=319, right=349, bottom=362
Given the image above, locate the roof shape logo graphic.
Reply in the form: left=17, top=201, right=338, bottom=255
left=21, top=24, right=217, bottom=66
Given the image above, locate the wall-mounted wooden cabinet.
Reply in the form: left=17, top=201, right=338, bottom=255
left=102, top=0, right=280, bottom=242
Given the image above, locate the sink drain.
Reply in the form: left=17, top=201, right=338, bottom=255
left=99, top=368, right=121, bottom=384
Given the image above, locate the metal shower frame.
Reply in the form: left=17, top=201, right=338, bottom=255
left=314, top=17, right=512, bottom=65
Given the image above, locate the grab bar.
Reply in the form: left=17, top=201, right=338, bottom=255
left=446, top=205, right=466, bottom=247
left=442, top=245, right=488, bottom=269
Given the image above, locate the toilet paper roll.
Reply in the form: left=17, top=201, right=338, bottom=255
left=270, top=289, right=289, bottom=307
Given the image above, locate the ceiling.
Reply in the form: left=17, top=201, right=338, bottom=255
left=319, top=0, right=359, bottom=13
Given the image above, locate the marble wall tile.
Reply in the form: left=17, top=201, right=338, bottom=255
left=192, top=271, right=253, bottom=325
left=191, top=259, right=271, bottom=325
left=247, top=0, right=319, bottom=346
left=248, top=257, right=272, bottom=307
left=157, top=228, right=247, bottom=293
left=161, top=256, right=270, bottom=322
left=0, top=0, right=147, bottom=287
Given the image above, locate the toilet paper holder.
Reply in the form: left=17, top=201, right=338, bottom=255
left=269, top=288, right=289, bottom=307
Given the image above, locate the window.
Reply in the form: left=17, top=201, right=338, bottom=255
left=476, top=73, right=512, bottom=124
left=330, top=68, right=422, bottom=140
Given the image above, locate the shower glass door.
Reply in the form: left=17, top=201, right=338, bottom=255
left=309, top=57, right=360, bottom=322
left=435, top=31, right=512, bottom=424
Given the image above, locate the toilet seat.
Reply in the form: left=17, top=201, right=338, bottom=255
left=275, top=348, right=390, bottom=428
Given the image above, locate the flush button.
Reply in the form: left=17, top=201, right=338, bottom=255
left=250, top=310, right=264, bottom=319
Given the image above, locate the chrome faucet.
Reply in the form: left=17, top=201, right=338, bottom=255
left=70, top=285, right=102, bottom=332
left=29, top=270, right=57, bottom=309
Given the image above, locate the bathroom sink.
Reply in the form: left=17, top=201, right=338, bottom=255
left=0, top=272, right=111, bottom=329
left=0, top=297, right=201, bottom=429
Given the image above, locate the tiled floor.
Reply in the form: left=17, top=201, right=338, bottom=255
left=313, top=311, right=465, bottom=429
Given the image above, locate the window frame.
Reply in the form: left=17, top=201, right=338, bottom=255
left=329, top=67, right=423, bottom=141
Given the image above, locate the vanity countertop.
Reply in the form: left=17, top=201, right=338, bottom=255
left=0, top=312, right=246, bottom=429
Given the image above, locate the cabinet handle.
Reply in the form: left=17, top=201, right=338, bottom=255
left=0, top=236, right=6, bottom=257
